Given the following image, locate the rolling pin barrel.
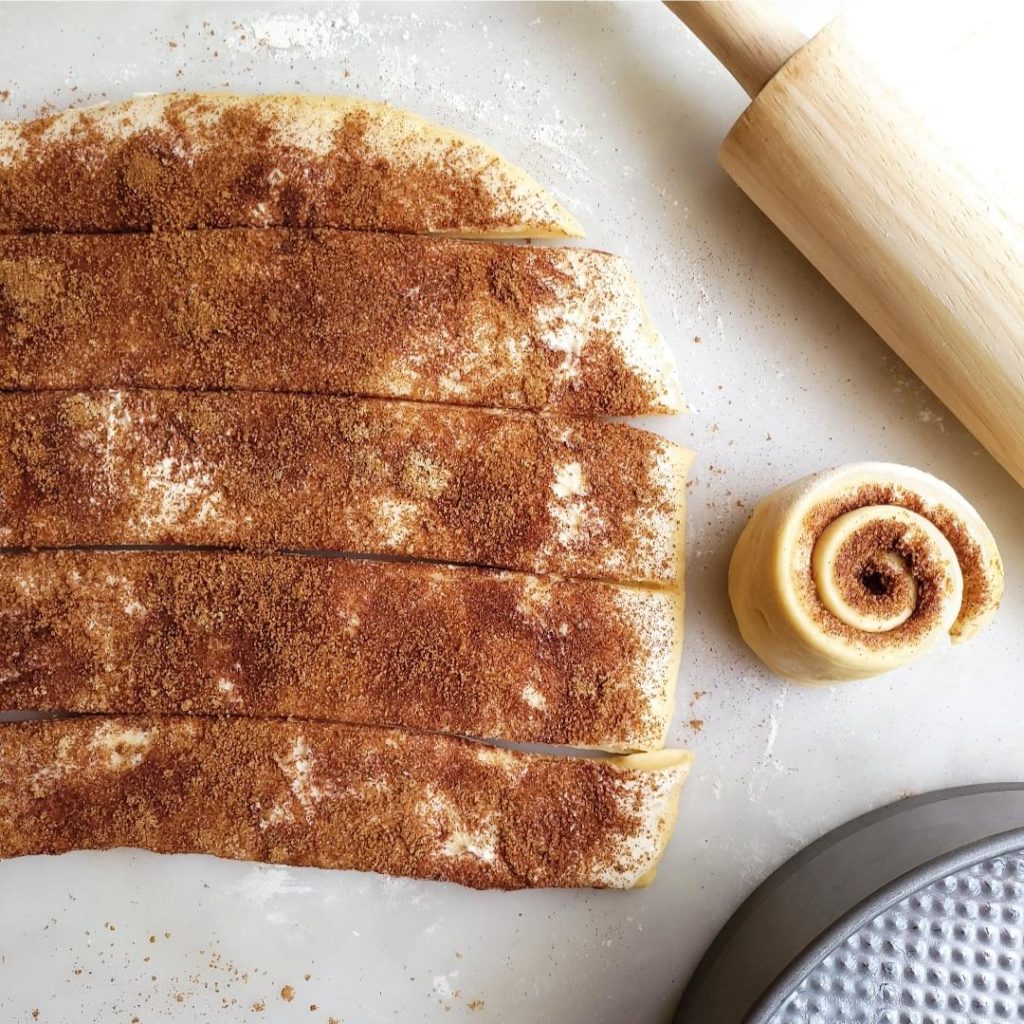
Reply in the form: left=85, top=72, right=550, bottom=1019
left=670, top=2, right=1024, bottom=488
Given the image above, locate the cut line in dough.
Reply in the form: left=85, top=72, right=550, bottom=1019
left=0, top=716, right=692, bottom=890
left=0, top=229, right=681, bottom=414
left=0, top=550, right=684, bottom=752
left=0, top=390, right=691, bottom=587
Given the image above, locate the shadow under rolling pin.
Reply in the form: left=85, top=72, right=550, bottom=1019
left=666, top=0, right=1024, bottom=488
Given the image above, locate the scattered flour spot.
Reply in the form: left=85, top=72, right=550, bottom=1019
left=521, top=684, right=547, bottom=710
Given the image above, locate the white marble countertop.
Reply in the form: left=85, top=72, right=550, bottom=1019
left=2, top=2, right=1022, bottom=1022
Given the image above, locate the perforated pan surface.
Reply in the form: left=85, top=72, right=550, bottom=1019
left=772, top=849, right=1024, bottom=1024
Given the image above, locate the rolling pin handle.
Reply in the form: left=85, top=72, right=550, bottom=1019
left=665, top=1, right=808, bottom=98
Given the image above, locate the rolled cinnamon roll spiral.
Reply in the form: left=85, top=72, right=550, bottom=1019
left=729, top=463, right=1004, bottom=682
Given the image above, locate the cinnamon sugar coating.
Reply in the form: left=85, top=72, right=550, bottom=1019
left=0, top=93, right=580, bottom=237
left=0, top=390, right=688, bottom=586
left=0, top=550, right=681, bottom=751
left=0, top=716, right=691, bottom=889
left=0, top=229, right=678, bottom=414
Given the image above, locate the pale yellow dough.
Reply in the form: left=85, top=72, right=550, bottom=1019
left=729, top=463, right=1004, bottom=683
left=609, top=749, right=694, bottom=888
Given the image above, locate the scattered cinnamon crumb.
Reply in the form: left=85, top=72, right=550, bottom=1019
left=688, top=719, right=704, bottom=733
left=251, top=1001, right=265, bottom=1013
left=280, top=986, right=295, bottom=1003
left=468, top=1000, right=485, bottom=1011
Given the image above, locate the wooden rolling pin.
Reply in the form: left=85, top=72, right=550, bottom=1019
left=667, top=1, right=1024, bottom=488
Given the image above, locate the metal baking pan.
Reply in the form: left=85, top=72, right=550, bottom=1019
left=675, top=783, right=1024, bottom=1023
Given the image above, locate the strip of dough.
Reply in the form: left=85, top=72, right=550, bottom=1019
left=0, top=228, right=679, bottom=414
left=729, top=462, right=1004, bottom=682
left=0, top=550, right=682, bottom=751
left=0, top=716, right=691, bottom=889
left=0, top=390, right=688, bottom=587
left=0, top=93, right=581, bottom=238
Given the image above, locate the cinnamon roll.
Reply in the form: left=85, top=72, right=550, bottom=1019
left=729, top=463, right=1004, bottom=681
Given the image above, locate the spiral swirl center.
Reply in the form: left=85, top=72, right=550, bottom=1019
left=811, top=506, right=961, bottom=635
